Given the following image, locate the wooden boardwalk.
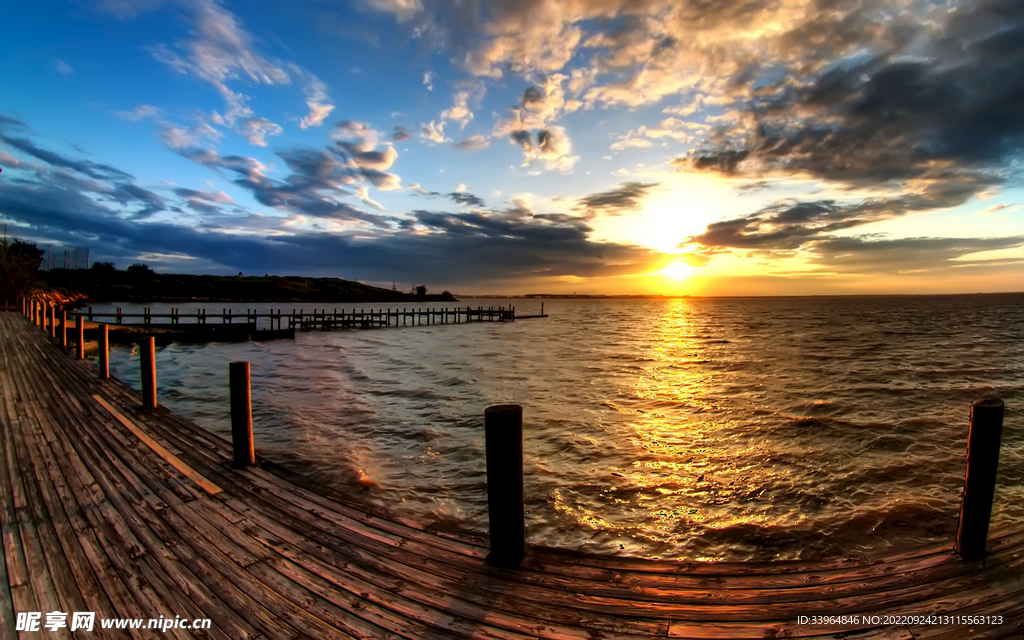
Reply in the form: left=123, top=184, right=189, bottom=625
left=1, top=310, right=1022, bottom=639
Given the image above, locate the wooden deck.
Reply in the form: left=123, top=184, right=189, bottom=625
left=1, top=310, right=1022, bottom=639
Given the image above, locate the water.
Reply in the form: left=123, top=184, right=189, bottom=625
left=96, top=294, right=1024, bottom=561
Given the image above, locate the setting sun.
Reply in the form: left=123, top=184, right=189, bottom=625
left=658, top=260, right=697, bottom=280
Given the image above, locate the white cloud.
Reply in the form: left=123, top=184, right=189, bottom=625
left=53, top=59, right=74, bottom=75
left=440, top=90, right=474, bottom=128
left=420, top=120, right=448, bottom=144
left=239, top=118, right=283, bottom=147
left=117, top=104, right=161, bottom=121
left=296, top=70, right=335, bottom=129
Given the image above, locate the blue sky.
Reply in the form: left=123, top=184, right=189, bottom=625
left=1, top=0, right=1023, bottom=295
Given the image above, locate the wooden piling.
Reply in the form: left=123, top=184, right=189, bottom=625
left=98, top=324, right=109, bottom=379
left=484, top=404, right=526, bottom=568
left=955, top=396, right=1005, bottom=560
left=61, top=310, right=68, bottom=348
left=230, top=361, right=255, bottom=468
left=50, top=304, right=57, bottom=337
left=76, top=317, right=84, bottom=360
left=140, top=336, right=157, bottom=410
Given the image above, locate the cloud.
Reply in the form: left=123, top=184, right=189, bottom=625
left=440, top=90, right=475, bottom=128
left=453, top=135, right=490, bottom=151
left=808, top=235, right=1024, bottom=275
left=391, top=125, right=413, bottom=141
left=5, top=136, right=133, bottom=182
left=53, top=59, right=74, bottom=75
left=173, top=187, right=235, bottom=214
left=117, top=104, right=161, bottom=121
left=297, top=71, right=335, bottom=129
left=420, top=120, right=448, bottom=143
left=239, top=117, right=283, bottom=147
left=159, top=121, right=222, bottom=149
left=448, top=191, right=485, bottom=207
left=683, top=0, right=1024, bottom=194
left=411, top=189, right=487, bottom=208
left=143, top=0, right=335, bottom=144
left=509, top=130, right=533, bottom=151
left=535, top=126, right=578, bottom=171
left=423, top=70, right=434, bottom=91
left=576, top=182, right=658, bottom=215
left=0, top=128, right=664, bottom=287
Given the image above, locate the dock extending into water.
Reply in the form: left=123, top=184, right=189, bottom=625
left=1, top=309, right=1022, bottom=639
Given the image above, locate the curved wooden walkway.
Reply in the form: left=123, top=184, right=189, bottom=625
left=1, top=311, right=1021, bottom=639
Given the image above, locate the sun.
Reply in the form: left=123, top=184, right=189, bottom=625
left=658, top=260, right=696, bottom=280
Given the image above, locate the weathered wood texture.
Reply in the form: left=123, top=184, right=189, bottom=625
left=1, top=311, right=1021, bottom=639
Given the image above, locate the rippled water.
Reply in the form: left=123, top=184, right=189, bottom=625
left=98, top=294, right=1024, bottom=561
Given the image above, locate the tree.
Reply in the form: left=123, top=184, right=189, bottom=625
left=126, top=262, right=156, bottom=285
left=0, top=239, right=43, bottom=304
left=414, top=284, right=427, bottom=298
left=91, top=261, right=116, bottom=274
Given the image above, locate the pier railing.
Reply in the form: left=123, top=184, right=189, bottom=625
left=66, top=304, right=517, bottom=330
left=15, top=295, right=1008, bottom=567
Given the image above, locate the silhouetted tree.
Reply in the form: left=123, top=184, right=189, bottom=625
left=0, top=239, right=43, bottom=304
left=415, top=284, right=427, bottom=298
left=91, top=261, right=116, bottom=274
left=126, top=262, right=156, bottom=285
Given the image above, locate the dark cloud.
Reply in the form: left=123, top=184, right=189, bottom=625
left=509, top=130, right=533, bottom=151
left=182, top=147, right=393, bottom=226
left=173, top=187, right=234, bottom=215
left=686, top=0, right=1024, bottom=192
left=522, top=86, right=543, bottom=105
left=452, top=135, right=490, bottom=151
left=690, top=176, right=1001, bottom=251
left=412, top=189, right=487, bottom=208
left=0, top=114, right=27, bottom=130
left=391, top=125, right=413, bottom=141
left=808, top=236, right=1024, bottom=274
left=6, top=136, right=134, bottom=182
left=576, top=182, right=658, bottom=215
left=448, top=191, right=486, bottom=207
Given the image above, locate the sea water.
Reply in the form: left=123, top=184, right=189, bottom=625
left=99, top=294, right=1024, bottom=561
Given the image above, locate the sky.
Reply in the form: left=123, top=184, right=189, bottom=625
left=1, top=0, right=1023, bottom=296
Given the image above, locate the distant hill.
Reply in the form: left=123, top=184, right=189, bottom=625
left=40, top=269, right=456, bottom=303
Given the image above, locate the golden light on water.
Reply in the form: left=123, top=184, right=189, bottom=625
left=555, top=299, right=795, bottom=560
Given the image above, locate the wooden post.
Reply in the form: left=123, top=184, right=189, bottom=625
left=98, top=324, right=109, bottom=379
left=955, top=397, right=1005, bottom=559
left=76, top=317, right=85, bottom=360
left=50, top=304, right=57, bottom=337
left=61, top=310, right=68, bottom=347
left=140, top=336, right=157, bottom=409
left=484, top=404, right=526, bottom=568
left=541, top=302, right=544, bottom=316
left=230, top=361, right=255, bottom=468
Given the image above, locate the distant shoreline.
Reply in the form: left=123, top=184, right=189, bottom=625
left=39, top=269, right=458, bottom=304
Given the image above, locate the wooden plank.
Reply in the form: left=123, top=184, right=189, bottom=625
left=92, top=395, right=223, bottom=495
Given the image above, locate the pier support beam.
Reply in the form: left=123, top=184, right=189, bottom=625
left=98, top=324, right=109, bottom=379
left=140, top=336, right=157, bottom=410
left=61, top=310, right=68, bottom=348
left=77, top=318, right=85, bottom=360
left=955, top=396, right=1005, bottom=560
left=484, top=404, right=526, bottom=568
left=230, top=361, right=255, bottom=468
left=50, top=304, right=56, bottom=338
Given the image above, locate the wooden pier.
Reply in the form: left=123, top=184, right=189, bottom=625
left=71, top=305, right=517, bottom=330
left=1, top=309, right=1022, bottom=639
